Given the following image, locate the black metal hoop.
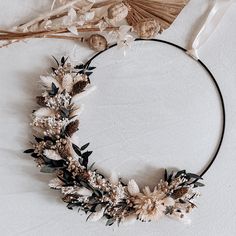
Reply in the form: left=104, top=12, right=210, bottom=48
left=84, top=38, right=226, bottom=178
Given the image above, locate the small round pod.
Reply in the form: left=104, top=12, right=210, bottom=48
left=135, top=19, right=161, bottom=39
left=87, top=34, right=108, bottom=52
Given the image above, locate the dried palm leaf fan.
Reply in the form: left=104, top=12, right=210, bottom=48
left=124, top=0, right=189, bottom=30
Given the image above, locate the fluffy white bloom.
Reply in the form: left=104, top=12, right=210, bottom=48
left=88, top=207, right=105, bottom=222
left=109, top=171, right=119, bottom=185
left=122, top=215, right=137, bottom=225
left=71, top=85, right=96, bottom=102
left=34, top=108, right=54, bottom=117
left=62, top=74, right=74, bottom=92
left=127, top=179, right=140, bottom=196
left=134, top=186, right=166, bottom=222
left=40, top=75, right=61, bottom=90
left=49, top=178, right=64, bottom=189
left=61, top=186, right=92, bottom=196
left=44, top=149, right=62, bottom=160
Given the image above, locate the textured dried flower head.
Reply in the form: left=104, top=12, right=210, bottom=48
left=107, top=2, right=129, bottom=22
left=135, top=19, right=160, bottom=39
left=65, top=119, right=79, bottom=137
left=87, top=34, right=108, bottom=52
left=72, top=80, right=88, bottom=95
left=133, top=186, right=166, bottom=222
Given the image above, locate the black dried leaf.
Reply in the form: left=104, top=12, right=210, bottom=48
left=106, top=218, right=116, bottom=226
left=65, top=120, right=79, bottom=137
left=40, top=165, right=56, bottom=173
left=78, top=70, right=84, bottom=75
left=93, top=189, right=103, bottom=198
left=72, top=143, right=82, bottom=157
left=36, top=96, right=46, bottom=106
left=164, top=169, right=168, bottom=181
left=179, top=199, right=187, bottom=204
left=24, top=149, right=34, bottom=153
left=167, top=171, right=174, bottom=183
left=52, top=56, right=59, bottom=66
left=82, top=151, right=93, bottom=159
left=193, top=182, right=205, bottom=187
left=89, top=162, right=95, bottom=170
left=67, top=203, right=76, bottom=210
left=72, top=80, right=88, bottom=94
left=60, top=107, right=70, bottom=118
left=175, top=170, right=186, bottom=178
left=34, top=136, right=43, bottom=143
left=87, top=66, right=96, bottom=71
left=81, top=143, right=90, bottom=151
left=74, top=64, right=84, bottom=70
left=61, top=56, right=65, bottom=65
left=85, top=72, right=93, bottom=77
left=31, top=153, right=38, bottom=158
left=44, top=136, right=54, bottom=142
left=186, top=173, right=203, bottom=180
left=49, top=82, right=59, bottom=96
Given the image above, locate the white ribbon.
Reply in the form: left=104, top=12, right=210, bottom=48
left=187, top=0, right=233, bottom=60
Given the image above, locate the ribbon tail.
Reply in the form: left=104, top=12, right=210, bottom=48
left=187, top=0, right=233, bottom=60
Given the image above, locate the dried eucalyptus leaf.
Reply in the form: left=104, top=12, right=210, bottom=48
left=24, top=149, right=34, bottom=153
left=40, top=165, right=56, bottom=173
left=81, top=143, right=90, bottom=151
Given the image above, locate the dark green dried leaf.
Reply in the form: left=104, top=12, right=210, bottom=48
left=82, top=151, right=93, bottom=159
left=31, top=153, right=38, bottom=158
left=106, top=218, right=116, bottom=226
left=164, top=169, right=167, bottom=181
left=72, top=143, right=82, bottom=157
left=52, top=56, right=59, bottom=66
left=186, top=173, right=203, bottom=180
left=74, top=64, right=84, bottom=70
left=175, top=170, right=186, bottom=178
left=193, top=182, right=205, bottom=187
left=24, top=149, right=34, bottom=153
left=81, top=143, right=90, bottom=151
left=72, top=80, right=88, bottom=94
left=40, top=165, right=56, bottom=173
left=85, top=72, right=93, bottom=76
left=87, top=66, right=96, bottom=71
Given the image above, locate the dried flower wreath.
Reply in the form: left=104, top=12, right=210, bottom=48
left=24, top=39, right=225, bottom=226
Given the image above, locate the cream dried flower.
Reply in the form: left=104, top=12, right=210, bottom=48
left=133, top=186, right=166, bottom=222
left=44, top=149, right=62, bottom=160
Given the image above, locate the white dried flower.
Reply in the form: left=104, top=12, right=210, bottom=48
left=71, top=85, right=96, bottom=102
left=122, top=214, right=137, bottom=225
left=128, top=179, right=140, bottom=196
left=34, top=108, right=54, bottom=117
left=49, top=178, right=64, bottom=189
left=61, top=186, right=92, bottom=196
left=62, top=74, right=74, bottom=92
left=88, top=207, right=105, bottom=222
left=109, top=171, right=119, bottom=185
left=44, top=149, right=62, bottom=160
left=40, top=75, right=61, bottom=90
left=134, top=186, right=166, bottom=222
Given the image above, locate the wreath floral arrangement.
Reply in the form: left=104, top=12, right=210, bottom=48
left=24, top=54, right=205, bottom=226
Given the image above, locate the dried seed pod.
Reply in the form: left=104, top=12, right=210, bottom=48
left=72, top=80, right=88, bottom=94
left=65, top=119, right=79, bottom=137
left=36, top=96, right=46, bottom=106
left=58, top=143, right=72, bottom=159
left=135, top=19, right=160, bottom=39
left=172, top=187, right=188, bottom=199
left=108, top=2, right=129, bottom=22
left=87, top=34, right=108, bottom=52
